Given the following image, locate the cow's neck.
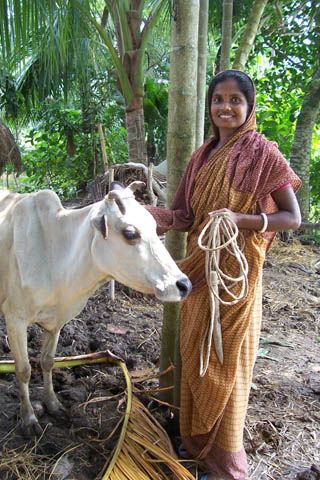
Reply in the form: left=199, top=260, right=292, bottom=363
left=55, top=203, right=110, bottom=301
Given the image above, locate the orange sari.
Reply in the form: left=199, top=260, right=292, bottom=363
left=147, top=110, right=300, bottom=479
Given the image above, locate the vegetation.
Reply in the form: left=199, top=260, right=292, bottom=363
left=0, top=0, right=319, bottom=215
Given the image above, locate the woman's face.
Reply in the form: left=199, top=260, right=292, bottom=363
left=210, top=79, right=249, bottom=137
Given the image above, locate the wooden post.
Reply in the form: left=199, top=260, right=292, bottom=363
left=147, top=162, right=157, bottom=206
left=97, top=123, right=109, bottom=172
left=108, top=167, right=115, bottom=301
left=98, top=123, right=115, bottom=301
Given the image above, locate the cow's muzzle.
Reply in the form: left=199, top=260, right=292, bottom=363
left=176, top=277, right=192, bottom=299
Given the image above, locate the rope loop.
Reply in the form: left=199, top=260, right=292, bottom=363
left=197, top=211, right=249, bottom=376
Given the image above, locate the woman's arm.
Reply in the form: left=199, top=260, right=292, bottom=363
left=212, top=186, right=301, bottom=232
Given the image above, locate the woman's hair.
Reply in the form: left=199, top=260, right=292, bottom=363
left=207, top=70, right=255, bottom=128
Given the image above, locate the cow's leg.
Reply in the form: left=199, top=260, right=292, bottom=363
left=41, top=328, right=66, bottom=416
left=6, top=322, right=42, bottom=435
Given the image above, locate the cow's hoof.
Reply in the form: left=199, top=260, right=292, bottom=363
left=21, top=417, right=43, bottom=438
left=46, top=398, right=69, bottom=423
left=45, top=395, right=67, bottom=415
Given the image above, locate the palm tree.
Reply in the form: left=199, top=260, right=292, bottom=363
left=79, top=0, right=167, bottom=164
left=0, top=0, right=167, bottom=165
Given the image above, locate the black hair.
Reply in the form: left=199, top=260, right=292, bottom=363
left=207, top=70, right=255, bottom=128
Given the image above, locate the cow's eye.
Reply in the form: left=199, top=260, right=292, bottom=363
left=122, top=226, right=140, bottom=242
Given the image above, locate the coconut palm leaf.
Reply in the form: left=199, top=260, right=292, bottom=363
left=0, top=351, right=196, bottom=480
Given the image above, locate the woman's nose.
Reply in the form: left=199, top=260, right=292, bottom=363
left=223, top=102, right=232, bottom=110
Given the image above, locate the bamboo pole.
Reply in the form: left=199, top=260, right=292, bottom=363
left=97, top=123, right=115, bottom=300
left=109, top=168, right=115, bottom=301
left=97, top=123, right=109, bottom=172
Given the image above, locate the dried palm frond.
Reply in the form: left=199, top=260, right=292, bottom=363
left=0, top=351, right=196, bottom=480
left=96, top=353, right=195, bottom=480
left=102, top=393, right=195, bottom=480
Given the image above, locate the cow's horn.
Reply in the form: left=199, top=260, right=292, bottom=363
left=107, top=190, right=126, bottom=215
left=128, top=181, right=145, bottom=192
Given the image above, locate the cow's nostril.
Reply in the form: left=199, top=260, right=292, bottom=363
left=176, top=277, right=192, bottom=298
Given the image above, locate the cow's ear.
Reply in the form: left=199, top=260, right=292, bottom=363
left=110, top=181, right=124, bottom=191
left=92, top=214, right=108, bottom=239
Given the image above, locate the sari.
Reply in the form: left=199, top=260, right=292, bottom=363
left=147, top=107, right=300, bottom=479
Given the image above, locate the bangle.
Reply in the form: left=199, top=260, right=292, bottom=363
left=259, top=213, right=268, bottom=233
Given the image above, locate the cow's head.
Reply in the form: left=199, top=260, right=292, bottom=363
left=91, top=182, right=191, bottom=302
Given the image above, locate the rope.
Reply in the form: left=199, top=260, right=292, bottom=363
left=197, top=212, right=249, bottom=376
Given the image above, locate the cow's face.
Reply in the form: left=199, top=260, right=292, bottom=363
left=91, top=183, right=191, bottom=302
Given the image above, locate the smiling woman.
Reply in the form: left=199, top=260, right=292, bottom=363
left=210, top=79, right=249, bottom=140
left=147, top=70, right=301, bottom=480
left=208, top=71, right=255, bottom=148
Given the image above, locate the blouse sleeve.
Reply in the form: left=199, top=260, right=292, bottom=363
left=255, top=142, right=301, bottom=215
left=255, top=143, right=301, bottom=201
left=145, top=152, right=202, bottom=235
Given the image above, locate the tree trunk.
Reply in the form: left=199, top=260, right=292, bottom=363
left=160, top=0, right=199, bottom=407
left=195, top=0, right=209, bottom=148
left=233, top=0, right=268, bottom=71
left=0, top=120, right=22, bottom=175
left=290, top=64, right=320, bottom=221
left=219, top=0, right=233, bottom=71
left=125, top=105, right=147, bottom=164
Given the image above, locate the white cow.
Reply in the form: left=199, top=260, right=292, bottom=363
left=0, top=182, right=191, bottom=435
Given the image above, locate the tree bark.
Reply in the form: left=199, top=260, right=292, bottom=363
left=195, top=0, right=209, bottom=148
left=233, top=0, right=268, bottom=71
left=0, top=120, right=21, bottom=175
left=160, top=0, right=199, bottom=406
left=219, top=0, right=233, bottom=71
left=125, top=106, right=147, bottom=165
left=290, top=64, right=320, bottom=220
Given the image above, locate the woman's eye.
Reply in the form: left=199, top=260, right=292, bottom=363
left=232, top=97, right=241, bottom=103
left=122, top=226, right=140, bottom=241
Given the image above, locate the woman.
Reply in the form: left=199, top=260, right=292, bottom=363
left=147, top=70, right=301, bottom=480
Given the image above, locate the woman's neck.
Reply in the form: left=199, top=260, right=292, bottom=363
left=218, top=129, right=238, bottom=147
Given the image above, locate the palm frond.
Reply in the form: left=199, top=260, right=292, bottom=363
left=0, top=351, right=196, bottom=480
left=103, top=395, right=195, bottom=480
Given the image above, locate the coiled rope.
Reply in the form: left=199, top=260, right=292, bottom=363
left=198, top=212, right=249, bottom=376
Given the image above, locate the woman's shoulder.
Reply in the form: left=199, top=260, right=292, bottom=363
left=237, top=130, right=283, bottom=157
left=250, top=130, right=282, bottom=150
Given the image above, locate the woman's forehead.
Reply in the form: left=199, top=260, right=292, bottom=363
left=212, top=78, right=244, bottom=95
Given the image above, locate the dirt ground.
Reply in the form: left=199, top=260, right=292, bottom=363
left=0, top=238, right=319, bottom=480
